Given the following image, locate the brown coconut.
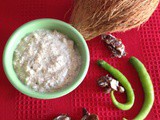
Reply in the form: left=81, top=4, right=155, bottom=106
left=70, top=0, right=159, bottom=40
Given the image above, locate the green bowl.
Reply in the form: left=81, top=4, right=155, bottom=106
left=3, top=18, right=90, bottom=99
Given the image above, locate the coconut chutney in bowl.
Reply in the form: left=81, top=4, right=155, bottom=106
left=3, top=19, right=90, bottom=99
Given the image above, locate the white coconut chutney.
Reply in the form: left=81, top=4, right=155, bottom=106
left=13, top=30, right=81, bottom=92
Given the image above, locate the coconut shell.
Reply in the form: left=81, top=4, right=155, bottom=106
left=70, top=0, right=159, bottom=40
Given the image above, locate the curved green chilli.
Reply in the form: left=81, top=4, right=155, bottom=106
left=97, top=60, right=135, bottom=111
left=128, top=57, right=154, bottom=120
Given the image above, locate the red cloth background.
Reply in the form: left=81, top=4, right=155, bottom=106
left=0, top=1, right=160, bottom=120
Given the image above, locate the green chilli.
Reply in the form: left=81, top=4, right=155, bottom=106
left=97, top=60, right=135, bottom=111
left=128, top=56, right=154, bottom=120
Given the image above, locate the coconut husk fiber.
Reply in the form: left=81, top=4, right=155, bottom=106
left=70, top=0, right=159, bottom=40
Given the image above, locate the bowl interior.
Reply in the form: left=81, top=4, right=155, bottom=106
left=3, top=19, right=89, bottom=99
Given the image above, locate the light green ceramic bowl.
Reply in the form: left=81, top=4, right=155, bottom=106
left=3, top=18, right=90, bottom=99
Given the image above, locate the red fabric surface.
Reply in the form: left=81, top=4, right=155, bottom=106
left=0, top=1, right=160, bottom=120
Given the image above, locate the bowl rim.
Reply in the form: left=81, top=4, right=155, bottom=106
left=3, top=18, right=90, bottom=99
